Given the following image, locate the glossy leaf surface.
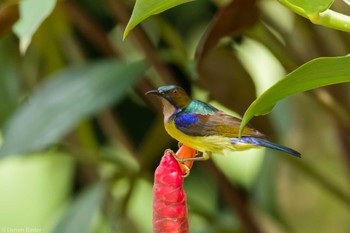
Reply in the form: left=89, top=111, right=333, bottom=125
left=240, top=56, right=350, bottom=135
left=280, top=0, right=334, bottom=14
left=123, top=0, right=193, bottom=39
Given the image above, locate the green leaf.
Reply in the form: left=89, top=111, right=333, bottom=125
left=239, top=55, right=350, bottom=136
left=52, top=182, right=107, bottom=233
left=279, top=0, right=334, bottom=15
left=13, top=0, right=56, bottom=53
left=0, top=152, right=74, bottom=232
left=0, top=59, right=147, bottom=157
left=123, top=0, right=194, bottom=39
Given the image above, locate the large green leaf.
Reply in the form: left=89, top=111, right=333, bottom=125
left=13, top=0, right=56, bottom=53
left=0, top=59, right=147, bottom=157
left=280, top=0, right=334, bottom=14
left=123, top=0, right=193, bottom=39
left=239, top=56, right=350, bottom=136
left=52, top=182, right=107, bottom=233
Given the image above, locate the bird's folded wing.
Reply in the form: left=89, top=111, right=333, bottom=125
left=174, top=111, right=264, bottom=138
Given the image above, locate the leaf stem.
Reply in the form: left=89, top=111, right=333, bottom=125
left=278, top=0, right=350, bottom=33
left=316, top=9, right=350, bottom=32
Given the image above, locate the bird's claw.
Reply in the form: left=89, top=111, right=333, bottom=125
left=180, top=163, right=191, bottom=178
left=165, top=148, right=210, bottom=177
left=174, top=153, right=210, bottom=162
left=164, top=149, right=191, bottom=177
left=164, top=148, right=175, bottom=155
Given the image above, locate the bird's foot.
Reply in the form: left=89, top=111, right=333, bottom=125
left=173, top=151, right=211, bottom=163
left=195, top=151, right=212, bottom=160
left=164, top=149, right=191, bottom=177
left=164, top=149, right=175, bottom=155
left=164, top=149, right=211, bottom=177
left=180, top=163, right=191, bottom=178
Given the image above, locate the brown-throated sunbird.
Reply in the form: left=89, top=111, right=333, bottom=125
left=146, top=85, right=301, bottom=162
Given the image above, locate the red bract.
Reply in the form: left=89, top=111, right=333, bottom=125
left=153, top=151, right=189, bottom=233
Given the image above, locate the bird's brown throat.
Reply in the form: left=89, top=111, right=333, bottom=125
left=161, top=98, right=178, bottom=123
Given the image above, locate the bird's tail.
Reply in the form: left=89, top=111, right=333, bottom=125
left=232, top=137, right=301, bottom=157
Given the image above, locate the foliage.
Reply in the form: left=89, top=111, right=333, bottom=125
left=239, top=55, right=350, bottom=135
left=0, top=0, right=350, bottom=232
left=0, top=59, right=146, bottom=156
left=13, top=0, right=57, bottom=53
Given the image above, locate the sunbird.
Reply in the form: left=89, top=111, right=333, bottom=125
left=146, top=85, right=300, bottom=162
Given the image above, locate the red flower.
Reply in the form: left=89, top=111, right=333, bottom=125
left=153, top=145, right=196, bottom=233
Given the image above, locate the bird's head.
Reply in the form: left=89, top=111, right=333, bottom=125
left=146, top=85, right=191, bottom=110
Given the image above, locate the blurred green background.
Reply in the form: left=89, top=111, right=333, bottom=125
left=0, top=0, right=350, bottom=232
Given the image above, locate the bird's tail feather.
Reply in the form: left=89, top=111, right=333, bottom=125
left=255, top=138, right=301, bottom=157
left=232, top=137, right=301, bottom=157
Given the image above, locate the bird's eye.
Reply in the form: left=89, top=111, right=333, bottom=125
left=172, top=89, right=178, bottom=94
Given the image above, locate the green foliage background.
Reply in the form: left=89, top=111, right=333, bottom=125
left=0, top=0, right=350, bottom=232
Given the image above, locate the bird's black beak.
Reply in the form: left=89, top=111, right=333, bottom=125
left=145, top=89, right=160, bottom=96
left=145, top=88, right=177, bottom=108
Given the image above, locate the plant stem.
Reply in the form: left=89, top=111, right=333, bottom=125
left=316, top=9, right=350, bottom=32
left=278, top=0, right=350, bottom=33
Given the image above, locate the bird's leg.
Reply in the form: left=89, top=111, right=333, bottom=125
left=164, top=149, right=211, bottom=177
left=173, top=150, right=211, bottom=163
left=180, top=163, right=191, bottom=178
left=195, top=151, right=212, bottom=160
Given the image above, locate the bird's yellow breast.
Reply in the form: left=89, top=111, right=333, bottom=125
left=164, top=120, right=257, bottom=155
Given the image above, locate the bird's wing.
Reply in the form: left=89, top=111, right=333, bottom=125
left=174, top=111, right=265, bottom=138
